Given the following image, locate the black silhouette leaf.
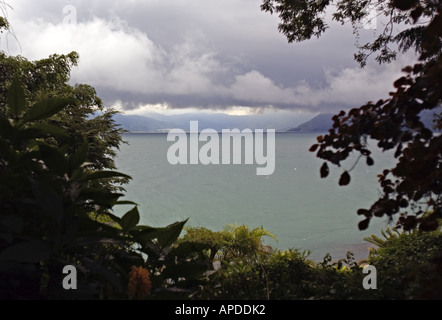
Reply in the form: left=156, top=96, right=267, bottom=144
left=339, top=171, right=351, bottom=186
left=358, top=218, right=370, bottom=230
left=320, top=162, right=329, bottom=178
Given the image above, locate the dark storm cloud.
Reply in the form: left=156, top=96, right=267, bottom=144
left=4, top=0, right=416, bottom=114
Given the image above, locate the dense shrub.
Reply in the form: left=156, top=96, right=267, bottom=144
left=365, top=228, right=442, bottom=299
left=184, top=226, right=442, bottom=300
left=0, top=77, right=210, bottom=299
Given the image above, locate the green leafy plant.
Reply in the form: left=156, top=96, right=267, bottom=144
left=0, top=76, right=209, bottom=300
left=365, top=228, right=442, bottom=299
left=0, top=52, right=129, bottom=193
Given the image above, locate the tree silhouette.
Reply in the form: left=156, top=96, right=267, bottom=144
left=263, top=0, right=442, bottom=231
left=261, top=0, right=441, bottom=66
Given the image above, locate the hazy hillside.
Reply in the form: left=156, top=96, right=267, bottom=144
left=288, top=114, right=334, bottom=132
left=289, top=108, right=441, bottom=133
left=113, top=107, right=441, bottom=133
left=113, top=114, right=176, bottom=132
left=114, top=111, right=315, bottom=132
left=144, top=111, right=314, bottom=131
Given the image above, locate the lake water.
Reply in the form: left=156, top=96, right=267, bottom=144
left=114, top=132, right=395, bottom=261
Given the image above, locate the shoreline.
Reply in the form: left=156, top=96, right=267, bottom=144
left=307, top=242, right=378, bottom=264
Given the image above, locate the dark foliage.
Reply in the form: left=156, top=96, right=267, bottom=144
left=311, top=4, right=442, bottom=231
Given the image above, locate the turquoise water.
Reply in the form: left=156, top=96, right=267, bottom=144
left=114, top=132, right=395, bottom=261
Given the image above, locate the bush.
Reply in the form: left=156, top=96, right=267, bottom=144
left=185, top=225, right=442, bottom=300
left=0, top=77, right=210, bottom=299
left=365, top=228, right=442, bottom=299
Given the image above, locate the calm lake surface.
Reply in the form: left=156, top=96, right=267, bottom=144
left=114, top=132, right=395, bottom=261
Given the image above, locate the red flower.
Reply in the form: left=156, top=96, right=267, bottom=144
left=127, top=266, right=152, bottom=300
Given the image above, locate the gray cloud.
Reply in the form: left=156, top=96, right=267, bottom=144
left=3, top=0, right=418, bottom=114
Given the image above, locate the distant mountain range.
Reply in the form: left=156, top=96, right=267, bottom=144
left=113, top=107, right=441, bottom=133
left=112, top=114, right=175, bottom=132
left=287, top=107, right=441, bottom=133
left=288, top=113, right=334, bottom=132
left=112, top=111, right=315, bottom=133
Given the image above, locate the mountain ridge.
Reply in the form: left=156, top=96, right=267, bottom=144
left=288, top=113, right=334, bottom=132
left=112, top=108, right=441, bottom=133
left=288, top=108, right=441, bottom=133
left=113, top=111, right=314, bottom=132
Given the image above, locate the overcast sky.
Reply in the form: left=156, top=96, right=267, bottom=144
left=2, top=0, right=417, bottom=116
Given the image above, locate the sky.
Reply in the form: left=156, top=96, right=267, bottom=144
left=1, top=0, right=418, bottom=117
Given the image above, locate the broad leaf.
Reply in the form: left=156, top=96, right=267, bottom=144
left=79, top=188, right=123, bottom=209
left=309, top=144, right=319, bottom=152
left=320, top=162, right=329, bottom=178
left=156, top=220, right=188, bottom=248
left=115, top=200, right=139, bottom=206
left=130, top=226, right=165, bottom=247
left=358, top=218, right=370, bottom=230
left=79, top=170, right=131, bottom=182
left=7, top=76, right=26, bottom=118
left=131, top=219, right=188, bottom=249
left=31, top=122, right=69, bottom=138
left=21, top=97, right=73, bottom=124
left=339, top=171, right=351, bottom=186
left=101, top=212, right=122, bottom=225
left=120, top=206, right=140, bottom=232
left=357, top=208, right=370, bottom=217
